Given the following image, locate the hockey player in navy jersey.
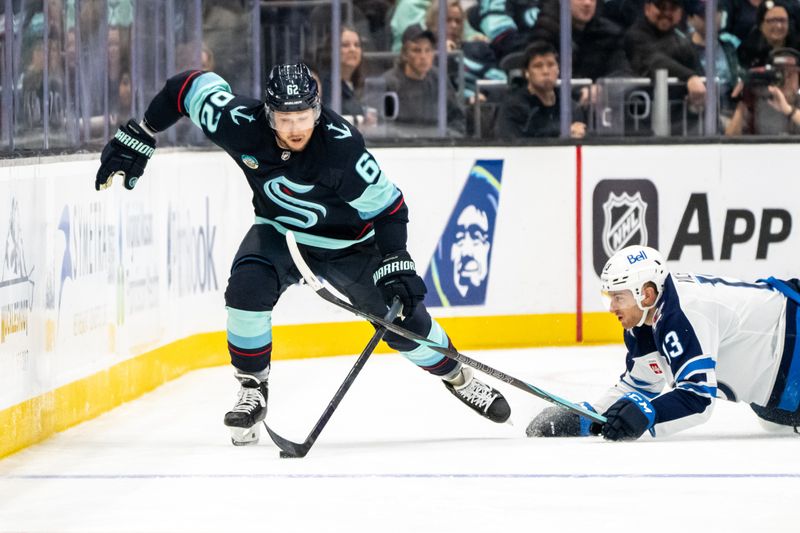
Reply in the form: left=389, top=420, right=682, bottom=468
left=527, top=245, right=800, bottom=440
left=94, top=63, right=510, bottom=445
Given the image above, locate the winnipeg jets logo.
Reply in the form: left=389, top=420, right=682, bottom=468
left=602, top=192, right=648, bottom=259
left=326, top=122, right=352, bottom=139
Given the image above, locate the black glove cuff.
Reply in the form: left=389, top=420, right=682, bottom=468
left=113, top=119, right=156, bottom=158
left=373, top=250, right=416, bottom=286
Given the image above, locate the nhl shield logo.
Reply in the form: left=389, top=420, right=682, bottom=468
left=592, top=179, right=658, bottom=276
left=601, top=192, right=648, bottom=258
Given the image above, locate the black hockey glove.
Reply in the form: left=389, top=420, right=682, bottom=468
left=601, top=392, right=656, bottom=441
left=372, top=250, right=427, bottom=317
left=526, top=403, right=600, bottom=437
left=95, top=119, right=156, bottom=191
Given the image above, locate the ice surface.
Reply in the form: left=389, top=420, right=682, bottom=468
left=1, top=345, right=797, bottom=532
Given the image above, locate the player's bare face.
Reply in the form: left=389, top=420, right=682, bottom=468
left=604, top=289, right=643, bottom=329
left=273, top=109, right=316, bottom=151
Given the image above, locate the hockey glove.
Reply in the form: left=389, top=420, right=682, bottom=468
left=601, top=392, right=656, bottom=441
left=95, top=119, right=156, bottom=191
left=372, top=250, right=427, bottom=317
left=526, top=403, right=599, bottom=437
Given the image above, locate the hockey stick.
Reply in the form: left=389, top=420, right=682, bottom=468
left=285, top=230, right=606, bottom=425
left=265, top=298, right=403, bottom=458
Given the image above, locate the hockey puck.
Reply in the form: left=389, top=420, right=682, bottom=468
left=279, top=451, right=296, bottom=459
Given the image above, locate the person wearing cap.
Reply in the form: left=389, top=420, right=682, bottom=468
left=382, top=24, right=467, bottom=137
left=685, top=0, right=742, bottom=121
left=726, top=47, right=800, bottom=134
left=624, top=0, right=708, bottom=133
left=526, top=245, right=800, bottom=441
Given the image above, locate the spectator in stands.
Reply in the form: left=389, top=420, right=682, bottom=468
left=382, top=24, right=467, bottom=136
left=391, top=0, right=486, bottom=53
left=528, top=0, right=631, bottom=106
left=317, top=26, right=377, bottom=131
left=725, top=0, right=764, bottom=42
left=726, top=47, right=800, bottom=134
left=738, top=0, right=800, bottom=68
left=472, top=0, right=543, bottom=59
left=496, top=41, right=587, bottom=138
left=624, top=0, right=707, bottom=131
left=425, top=0, right=507, bottom=103
left=686, top=0, right=742, bottom=121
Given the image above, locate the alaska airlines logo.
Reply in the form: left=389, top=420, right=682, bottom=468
left=423, top=160, right=503, bottom=307
left=264, top=176, right=327, bottom=228
left=1, top=197, right=35, bottom=343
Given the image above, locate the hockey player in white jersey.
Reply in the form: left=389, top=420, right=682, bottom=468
left=527, top=245, right=800, bottom=440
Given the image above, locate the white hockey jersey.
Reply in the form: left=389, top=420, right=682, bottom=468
left=593, top=273, right=800, bottom=437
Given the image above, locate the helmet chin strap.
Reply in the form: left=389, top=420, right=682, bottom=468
left=635, top=305, right=650, bottom=327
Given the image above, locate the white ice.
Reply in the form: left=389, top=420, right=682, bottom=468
left=0, top=345, right=797, bottom=533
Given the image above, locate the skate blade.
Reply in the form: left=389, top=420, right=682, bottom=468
left=230, top=425, right=260, bottom=446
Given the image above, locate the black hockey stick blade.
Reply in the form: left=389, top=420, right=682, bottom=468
left=285, top=230, right=606, bottom=425
left=264, top=297, right=403, bottom=458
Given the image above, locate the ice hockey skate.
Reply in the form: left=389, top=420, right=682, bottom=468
left=443, top=366, right=510, bottom=423
left=224, top=372, right=269, bottom=446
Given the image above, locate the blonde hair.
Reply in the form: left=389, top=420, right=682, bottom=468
left=425, top=0, right=464, bottom=43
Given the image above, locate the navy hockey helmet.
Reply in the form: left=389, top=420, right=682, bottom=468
left=265, top=63, right=321, bottom=127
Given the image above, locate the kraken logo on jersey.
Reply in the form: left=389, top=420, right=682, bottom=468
left=263, top=176, right=327, bottom=228
left=423, top=160, right=503, bottom=307
left=592, top=179, right=659, bottom=277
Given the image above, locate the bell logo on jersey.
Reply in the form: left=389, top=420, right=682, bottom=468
left=423, top=160, right=503, bottom=307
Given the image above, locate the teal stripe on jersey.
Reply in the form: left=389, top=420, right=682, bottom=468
left=254, top=216, right=375, bottom=250
left=227, top=308, right=272, bottom=348
left=184, top=73, right=232, bottom=128
left=350, top=174, right=401, bottom=220
left=401, top=320, right=449, bottom=367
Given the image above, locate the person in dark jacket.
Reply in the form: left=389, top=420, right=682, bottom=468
left=529, top=0, right=631, bottom=107
left=624, top=0, right=707, bottom=133
left=686, top=0, right=742, bottom=120
left=318, top=25, right=376, bottom=131
left=737, top=0, right=800, bottom=68
left=496, top=41, right=587, bottom=138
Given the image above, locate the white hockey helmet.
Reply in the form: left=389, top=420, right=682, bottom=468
left=601, top=245, right=668, bottom=313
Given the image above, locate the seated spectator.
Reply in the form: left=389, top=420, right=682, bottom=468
left=382, top=24, right=467, bottom=136
left=472, top=0, right=544, bottom=59
left=496, top=41, right=587, bottom=138
left=686, top=0, right=742, bottom=120
left=725, top=0, right=763, bottom=42
left=317, top=26, right=376, bottom=131
left=425, top=0, right=507, bottom=103
left=726, top=47, right=800, bottom=134
left=624, top=0, right=707, bottom=131
left=738, top=0, right=800, bottom=68
left=529, top=0, right=631, bottom=106
left=391, top=0, right=486, bottom=53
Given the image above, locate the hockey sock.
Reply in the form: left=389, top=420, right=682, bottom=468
left=399, top=320, right=459, bottom=377
left=226, top=307, right=273, bottom=373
